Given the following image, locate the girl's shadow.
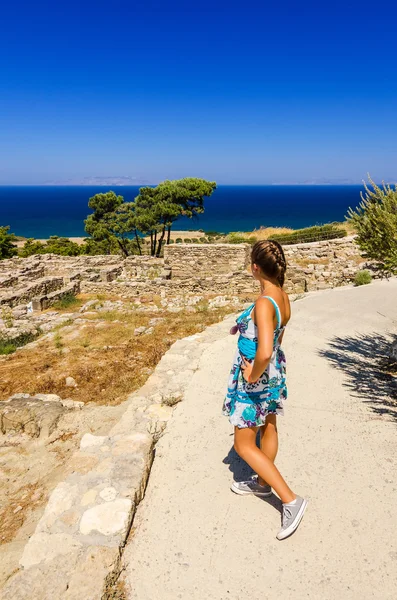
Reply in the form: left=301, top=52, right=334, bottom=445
left=223, top=442, right=283, bottom=514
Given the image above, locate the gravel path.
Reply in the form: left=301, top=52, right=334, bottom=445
left=122, top=279, right=397, bottom=600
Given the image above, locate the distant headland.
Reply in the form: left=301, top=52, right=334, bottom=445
left=43, top=176, right=156, bottom=186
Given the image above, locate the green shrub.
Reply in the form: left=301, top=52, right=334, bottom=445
left=0, top=330, right=39, bottom=355
left=168, top=239, right=175, bottom=244
left=225, top=233, right=258, bottom=244
left=183, top=238, right=192, bottom=243
left=354, top=270, right=372, bottom=286
left=52, top=293, right=82, bottom=310
left=175, top=238, right=183, bottom=244
left=20, top=236, right=83, bottom=257
left=195, top=300, right=209, bottom=313
left=348, top=176, right=397, bottom=276
left=205, top=230, right=222, bottom=236
left=199, top=237, right=207, bottom=243
left=0, top=339, right=17, bottom=355
left=18, top=239, right=46, bottom=256
left=0, top=226, right=18, bottom=260
left=269, top=224, right=346, bottom=245
left=54, top=331, right=64, bottom=351
left=1, top=307, right=14, bottom=328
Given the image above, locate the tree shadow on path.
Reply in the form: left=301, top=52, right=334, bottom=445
left=223, top=443, right=283, bottom=514
left=319, top=331, right=397, bottom=422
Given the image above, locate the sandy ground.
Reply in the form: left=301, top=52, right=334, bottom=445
left=121, top=279, right=397, bottom=600
left=14, top=237, right=87, bottom=247
left=14, top=232, right=206, bottom=248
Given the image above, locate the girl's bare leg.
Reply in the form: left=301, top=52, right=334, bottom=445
left=234, top=426, right=295, bottom=504
left=258, top=414, right=278, bottom=486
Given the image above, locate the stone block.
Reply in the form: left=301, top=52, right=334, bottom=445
left=81, top=489, right=98, bottom=507
left=2, top=551, right=81, bottom=599
left=316, top=282, right=330, bottom=290
left=134, top=325, right=147, bottom=335
left=164, top=244, right=251, bottom=278
left=34, top=393, right=62, bottom=403
left=79, top=498, right=132, bottom=536
left=99, top=486, right=118, bottom=502
left=65, top=375, right=77, bottom=387
left=64, top=546, right=119, bottom=600
left=0, top=396, right=66, bottom=438
left=20, top=532, right=82, bottom=569
left=146, top=403, right=173, bottom=421
left=80, top=433, right=108, bottom=449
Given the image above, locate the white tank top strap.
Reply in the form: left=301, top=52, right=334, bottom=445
left=260, top=295, right=282, bottom=329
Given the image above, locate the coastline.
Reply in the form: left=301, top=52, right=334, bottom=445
left=14, top=237, right=87, bottom=248
left=13, top=231, right=208, bottom=248
left=1, top=185, right=363, bottom=239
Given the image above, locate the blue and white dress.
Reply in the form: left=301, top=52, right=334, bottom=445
left=222, top=296, right=287, bottom=429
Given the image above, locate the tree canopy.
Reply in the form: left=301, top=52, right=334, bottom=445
left=348, top=176, right=397, bottom=275
left=0, top=226, right=18, bottom=260
left=134, top=178, right=216, bottom=256
left=84, top=191, right=141, bottom=257
left=83, top=179, right=216, bottom=257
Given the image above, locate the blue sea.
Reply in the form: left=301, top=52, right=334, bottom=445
left=0, top=185, right=364, bottom=238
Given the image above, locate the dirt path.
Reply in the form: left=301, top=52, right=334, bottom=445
left=121, top=279, right=397, bottom=600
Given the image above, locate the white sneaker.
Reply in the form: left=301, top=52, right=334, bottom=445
left=276, top=496, right=308, bottom=540
left=231, top=475, right=272, bottom=497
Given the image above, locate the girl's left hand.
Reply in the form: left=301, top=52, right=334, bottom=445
left=241, top=358, right=254, bottom=382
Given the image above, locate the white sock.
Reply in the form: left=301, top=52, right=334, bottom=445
left=285, top=498, right=297, bottom=506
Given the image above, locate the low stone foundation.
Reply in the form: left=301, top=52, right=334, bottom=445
left=31, top=281, right=81, bottom=311
left=0, top=237, right=376, bottom=313
left=164, top=243, right=251, bottom=278
left=283, top=236, right=374, bottom=293
left=0, top=277, right=65, bottom=308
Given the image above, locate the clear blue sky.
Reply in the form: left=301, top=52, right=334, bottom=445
left=1, top=0, right=396, bottom=184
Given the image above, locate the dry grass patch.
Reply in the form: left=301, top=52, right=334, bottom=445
left=292, top=257, right=331, bottom=267
left=347, top=253, right=367, bottom=266
left=250, top=226, right=294, bottom=240
left=335, top=220, right=357, bottom=235
left=0, top=482, right=45, bottom=545
left=0, top=305, right=234, bottom=405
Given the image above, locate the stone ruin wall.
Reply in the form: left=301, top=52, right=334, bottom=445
left=164, top=236, right=372, bottom=294
left=165, top=243, right=251, bottom=278
left=0, top=236, right=373, bottom=312
left=283, top=235, right=372, bottom=293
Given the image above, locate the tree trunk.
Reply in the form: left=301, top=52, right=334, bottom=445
left=134, top=230, right=142, bottom=255
left=116, top=238, right=129, bottom=258
left=152, top=231, right=157, bottom=257
left=166, top=225, right=171, bottom=244
left=156, top=225, right=166, bottom=257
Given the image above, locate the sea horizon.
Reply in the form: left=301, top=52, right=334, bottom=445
left=0, top=184, right=364, bottom=238
left=0, top=182, right=364, bottom=186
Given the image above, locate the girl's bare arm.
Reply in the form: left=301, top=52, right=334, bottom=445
left=247, top=298, right=274, bottom=382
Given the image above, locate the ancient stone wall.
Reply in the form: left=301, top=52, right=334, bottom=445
left=80, top=273, right=258, bottom=299
left=0, top=277, right=65, bottom=308
left=164, top=243, right=251, bottom=278
left=164, top=237, right=372, bottom=294
left=0, top=237, right=374, bottom=311
left=124, top=255, right=168, bottom=280
left=283, top=236, right=372, bottom=293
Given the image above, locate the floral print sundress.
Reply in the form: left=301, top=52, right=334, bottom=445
left=222, top=296, right=287, bottom=429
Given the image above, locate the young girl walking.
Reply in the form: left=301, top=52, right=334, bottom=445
left=222, top=240, right=308, bottom=540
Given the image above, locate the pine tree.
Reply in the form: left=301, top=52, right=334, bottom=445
left=0, top=226, right=18, bottom=260
left=84, top=191, right=141, bottom=257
